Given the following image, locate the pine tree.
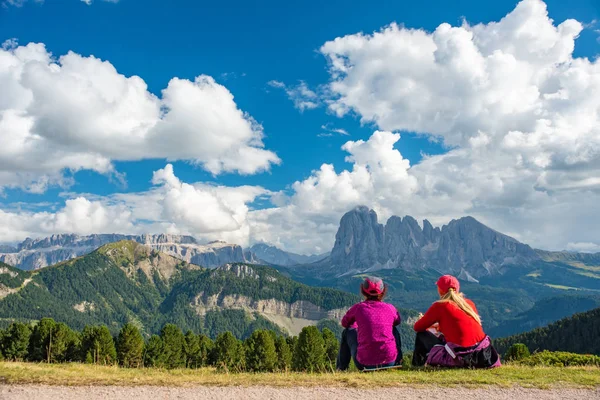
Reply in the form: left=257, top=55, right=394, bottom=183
left=116, top=323, right=144, bottom=368
left=198, top=334, right=214, bottom=367
left=28, top=318, right=57, bottom=362
left=293, top=326, right=326, bottom=372
left=213, top=331, right=245, bottom=372
left=81, top=325, right=117, bottom=365
left=183, top=331, right=201, bottom=368
left=286, top=336, right=298, bottom=354
left=321, top=328, right=339, bottom=371
left=160, top=324, right=185, bottom=369
left=51, top=323, right=78, bottom=363
left=244, top=329, right=277, bottom=372
left=143, top=335, right=165, bottom=368
left=2, top=322, right=31, bottom=361
left=274, top=335, right=292, bottom=372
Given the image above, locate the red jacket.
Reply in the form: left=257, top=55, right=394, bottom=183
left=413, top=299, right=485, bottom=347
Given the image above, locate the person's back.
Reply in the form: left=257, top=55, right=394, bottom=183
left=336, top=276, right=402, bottom=370
left=412, top=275, right=501, bottom=368
left=413, top=298, right=485, bottom=347
left=342, top=300, right=399, bottom=366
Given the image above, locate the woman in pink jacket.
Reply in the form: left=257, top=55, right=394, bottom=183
left=336, top=276, right=403, bottom=370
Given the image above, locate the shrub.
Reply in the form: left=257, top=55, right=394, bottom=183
left=80, top=325, right=117, bottom=365
left=244, top=330, right=277, bottom=372
left=116, top=323, right=144, bottom=368
left=274, top=335, right=292, bottom=372
left=518, top=351, right=600, bottom=367
left=2, top=322, right=31, bottom=361
left=213, top=331, right=245, bottom=372
left=183, top=331, right=201, bottom=369
left=505, top=343, right=531, bottom=362
left=293, top=326, right=326, bottom=372
left=197, top=334, right=215, bottom=367
left=143, top=335, right=164, bottom=368
left=160, top=324, right=185, bottom=369
left=321, top=328, right=339, bottom=372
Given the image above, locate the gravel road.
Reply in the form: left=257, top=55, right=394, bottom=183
left=1, top=385, right=599, bottom=400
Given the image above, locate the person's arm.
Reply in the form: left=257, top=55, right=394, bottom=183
left=413, top=303, right=440, bottom=332
left=391, top=305, right=401, bottom=326
left=341, top=304, right=357, bottom=328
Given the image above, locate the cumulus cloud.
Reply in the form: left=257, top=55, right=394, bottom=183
left=267, top=80, right=320, bottom=111
left=3, top=0, right=600, bottom=256
left=247, top=0, right=600, bottom=254
left=0, top=197, right=134, bottom=242
left=0, top=164, right=266, bottom=245
left=0, top=41, right=280, bottom=192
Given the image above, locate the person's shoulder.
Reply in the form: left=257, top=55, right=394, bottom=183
left=465, top=298, right=477, bottom=307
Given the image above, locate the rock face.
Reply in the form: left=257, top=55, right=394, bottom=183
left=0, top=234, right=254, bottom=270
left=249, top=243, right=329, bottom=267
left=326, top=206, right=540, bottom=278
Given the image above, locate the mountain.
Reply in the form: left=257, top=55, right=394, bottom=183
left=0, top=240, right=362, bottom=338
left=249, top=243, right=329, bottom=266
left=324, top=206, right=538, bottom=279
left=276, top=206, right=600, bottom=333
left=494, top=307, right=600, bottom=356
left=0, top=234, right=254, bottom=271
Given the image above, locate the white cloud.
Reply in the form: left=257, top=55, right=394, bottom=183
left=267, top=80, right=320, bottom=111
left=320, top=124, right=349, bottom=136
left=3, top=0, right=600, bottom=256
left=566, top=242, right=600, bottom=253
left=80, top=0, right=120, bottom=5
left=0, top=42, right=280, bottom=192
left=0, top=197, right=134, bottom=242
left=0, top=164, right=266, bottom=245
left=245, top=0, right=600, bottom=254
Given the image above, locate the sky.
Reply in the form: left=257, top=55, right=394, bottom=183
left=0, top=0, right=600, bottom=254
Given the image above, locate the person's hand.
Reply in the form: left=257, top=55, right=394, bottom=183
left=417, top=312, right=424, bottom=319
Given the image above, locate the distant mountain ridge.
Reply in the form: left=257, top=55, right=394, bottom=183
left=249, top=243, right=329, bottom=267
left=0, top=240, right=359, bottom=338
left=321, top=206, right=539, bottom=278
left=0, top=234, right=257, bottom=271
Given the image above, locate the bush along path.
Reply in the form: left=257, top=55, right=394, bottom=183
left=1, top=318, right=599, bottom=374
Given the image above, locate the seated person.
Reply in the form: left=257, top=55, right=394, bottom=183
left=412, top=275, right=501, bottom=368
left=336, top=276, right=403, bottom=371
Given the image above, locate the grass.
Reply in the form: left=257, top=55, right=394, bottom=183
left=1, top=362, right=599, bottom=389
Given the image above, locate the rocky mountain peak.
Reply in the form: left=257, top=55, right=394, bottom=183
left=328, top=206, right=540, bottom=278
left=330, top=206, right=384, bottom=271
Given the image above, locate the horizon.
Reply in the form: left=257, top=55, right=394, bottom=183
left=0, top=205, right=593, bottom=255
left=1, top=0, right=600, bottom=255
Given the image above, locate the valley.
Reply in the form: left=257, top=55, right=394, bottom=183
left=1, top=206, right=599, bottom=344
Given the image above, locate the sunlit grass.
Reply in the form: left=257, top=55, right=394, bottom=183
left=1, top=362, right=599, bottom=389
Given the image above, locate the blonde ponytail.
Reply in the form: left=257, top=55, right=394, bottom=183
left=437, top=288, right=482, bottom=325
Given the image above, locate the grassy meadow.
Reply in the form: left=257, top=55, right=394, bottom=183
left=1, top=362, right=599, bottom=389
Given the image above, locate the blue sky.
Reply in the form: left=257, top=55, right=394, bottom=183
left=1, top=0, right=600, bottom=253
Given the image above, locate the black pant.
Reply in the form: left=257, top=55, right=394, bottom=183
left=336, top=326, right=403, bottom=371
left=412, top=331, right=445, bottom=366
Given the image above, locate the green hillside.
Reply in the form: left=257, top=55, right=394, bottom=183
left=494, top=307, right=600, bottom=356
left=281, top=256, right=600, bottom=333
left=0, top=241, right=362, bottom=340
left=488, top=294, right=600, bottom=338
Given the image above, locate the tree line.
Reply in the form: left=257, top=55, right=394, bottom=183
left=494, top=307, right=600, bottom=356
left=0, top=318, right=340, bottom=372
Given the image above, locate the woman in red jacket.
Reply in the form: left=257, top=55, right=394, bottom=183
left=412, top=275, right=500, bottom=368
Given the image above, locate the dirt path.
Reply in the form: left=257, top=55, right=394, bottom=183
left=1, top=385, right=599, bottom=400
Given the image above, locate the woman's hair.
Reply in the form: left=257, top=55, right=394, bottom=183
left=361, top=285, right=387, bottom=301
left=437, top=288, right=482, bottom=325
